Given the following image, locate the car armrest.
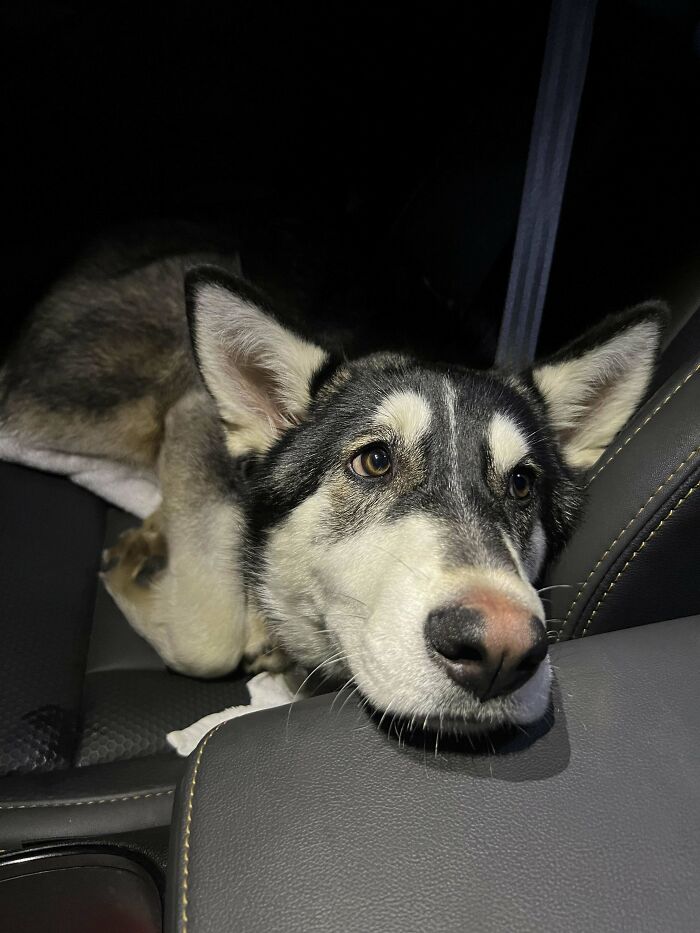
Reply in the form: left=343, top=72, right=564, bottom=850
left=166, top=616, right=700, bottom=933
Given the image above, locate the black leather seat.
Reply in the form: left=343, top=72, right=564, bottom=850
left=0, top=466, right=249, bottom=847
left=0, top=306, right=698, bottom=852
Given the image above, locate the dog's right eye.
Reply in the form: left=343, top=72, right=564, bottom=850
left=350, top=444, right=392, bottom=478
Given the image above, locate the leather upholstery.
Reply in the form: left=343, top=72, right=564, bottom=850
left=0, top=308, right=696, bottom=850
left=0, top=463, right=105, bottom=776
left=0, top=464, right=250, bottom=846
left=545, top=307, right=700, bottom=640
left=166, top=616, right=700, bottom=933
left=0, top=754, right=181, bottom=848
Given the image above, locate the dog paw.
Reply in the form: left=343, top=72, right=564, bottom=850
left=242, top=613, right=292, bottom=673
left=100, top=524, right=168, bottom=590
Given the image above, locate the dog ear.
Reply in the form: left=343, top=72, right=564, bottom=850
left=532, top=301, right=669, bottom=469
left=186, top=267, right=328, bottom=454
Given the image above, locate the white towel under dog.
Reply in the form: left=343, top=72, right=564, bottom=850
left=166, top=672, right=298, bottom=756
left=0, top=431, right=161, bottom=518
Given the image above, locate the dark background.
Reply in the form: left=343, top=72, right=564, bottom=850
left=3, top=0, right=700, bottom=364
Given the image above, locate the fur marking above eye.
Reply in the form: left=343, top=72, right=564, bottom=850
left=350, top=444, right=392, bottom=478
left=488, top=413, right=529, bottom=474
left=374, top=390, right=431, bottom=447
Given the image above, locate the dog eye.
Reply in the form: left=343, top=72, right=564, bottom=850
left=508, top=466, right=534, bottom=501
left=350, top=444, right=392, bottom=478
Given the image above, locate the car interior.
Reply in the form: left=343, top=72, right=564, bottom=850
left=1, top=1, right=699, bottom=930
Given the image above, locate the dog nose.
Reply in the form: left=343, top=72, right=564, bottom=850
left=425, top=605, right=547, bottom=700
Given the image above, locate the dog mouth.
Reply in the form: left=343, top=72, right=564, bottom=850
left=350, top=655, right=553, bottom=738
left=368, top=699, right=528, bottom=739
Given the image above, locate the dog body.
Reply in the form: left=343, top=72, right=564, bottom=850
left=0, top=242, right=666, bottom=735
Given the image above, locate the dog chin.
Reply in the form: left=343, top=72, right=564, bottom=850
left=365, top=658, right=553, bottom=737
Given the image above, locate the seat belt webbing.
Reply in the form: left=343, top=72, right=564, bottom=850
left=495, top=0, right=598, bottom=370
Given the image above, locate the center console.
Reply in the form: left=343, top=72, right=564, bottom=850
left=164, top=616, right=700, bottom=933
left=0, top=846, right=162, bottom=933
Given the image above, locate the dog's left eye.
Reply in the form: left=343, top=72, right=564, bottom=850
left=508, top=466, right=535, bottom=501
left=350, top=444, right=392, bottom=478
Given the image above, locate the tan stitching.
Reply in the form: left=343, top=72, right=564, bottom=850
left=181, top=724, right=224, bottom=933
left=586, top=361, right=699, bottom=487
left=580, top=478, right=700, bottom=638
left=0, top=789, right=174, bottom=811
left=556, top=445, right=700, bottom=641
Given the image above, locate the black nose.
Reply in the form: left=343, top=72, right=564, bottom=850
left=425, top=606, right=547, bottom=700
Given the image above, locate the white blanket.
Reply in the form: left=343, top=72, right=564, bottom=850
left=166, top=672, right=298, bottom=756
left=0, top=431, right=161, bottom=518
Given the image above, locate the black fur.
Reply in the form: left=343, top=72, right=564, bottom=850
left=241, top=355, right=583, bottom=590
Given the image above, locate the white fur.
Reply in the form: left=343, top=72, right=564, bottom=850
left=105, top=500, right=253, bottom=678
left=534, top=320, right=658, bottom=468
left=444, top=380, right=468, bottom=517
left=524, top=521, right=547, bottom=578
left=260, top=493, right=550, bottom=731
left=501, top=521, right=546, bottom=584
left=191, top=282, right=327, bottom=453
left=488, top=412, right=529, bottom=474
left=501, top=530, right=527, bottom=581
left=374, top=390, right=431, bottom=446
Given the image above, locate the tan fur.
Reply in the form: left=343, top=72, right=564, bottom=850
left=3, top=396, right=165, bottom=467
left=0, top=248, right=663, bottom=724
left=100, top=392, right=269, bottom=677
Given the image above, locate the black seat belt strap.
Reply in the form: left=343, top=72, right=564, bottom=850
left=495, top=0, right=598, bottom=370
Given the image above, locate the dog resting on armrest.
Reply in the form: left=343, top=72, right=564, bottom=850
left=0, top=248, right=667, bottom=736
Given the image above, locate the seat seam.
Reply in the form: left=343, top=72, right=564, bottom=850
left=0, top=788, right=174, bottom=810
left=181, top=722, right=224, bottom=933
left=556, top=444, right=700, bottom=641
left=586, top=360, right=699, bottom=488
left=579, top=477, right=700, bottom=638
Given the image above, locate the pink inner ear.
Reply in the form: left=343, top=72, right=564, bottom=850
left=230, top=357, right=291, bottom=433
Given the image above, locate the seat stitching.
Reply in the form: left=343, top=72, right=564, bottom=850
left=0, top=788, right=174, bottom=810
left=556, top=445, right=700, bottom=641
left=579, top=478, right=700, bottom=638
left=586, top=361, right=699, bottom=488
left=181, top=723, right=224, bottom=933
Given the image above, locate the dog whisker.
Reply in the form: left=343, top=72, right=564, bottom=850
left=336, top=683, right=362, bottom=716
left=434, top=712, right=443, bottom=759
left=329, top=678, right=356, bottom=712
left=285, top=651, right=348, bottom=737
left=376, top=695, right=399, bottom=733
left=324, top=589, right=371, bottom=611
left=372, top=542, right=431, bottom=583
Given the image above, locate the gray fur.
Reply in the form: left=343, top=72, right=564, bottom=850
left=0, top=242, right=666, bottom=736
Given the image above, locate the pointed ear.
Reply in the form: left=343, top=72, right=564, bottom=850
left=532, top=302, right=669, bottom=469
left=186, top=267, right=328, bottom=454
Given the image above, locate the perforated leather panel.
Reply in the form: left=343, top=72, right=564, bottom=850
left=0, top=463, right=105, bottom=776
left=77, top=669, right=249, bottom=766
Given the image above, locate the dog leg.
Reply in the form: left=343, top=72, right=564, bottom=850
left=101, top=391, right=266, bottom=678
left=101, top=510, right=168, bottom=590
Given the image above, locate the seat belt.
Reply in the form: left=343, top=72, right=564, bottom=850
left=495, top=0, right=598, bottom=370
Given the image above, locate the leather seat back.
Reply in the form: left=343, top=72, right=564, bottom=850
left=545, top=307, right=700, bottom=640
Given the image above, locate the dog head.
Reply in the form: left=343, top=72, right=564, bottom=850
left=187, top=268, right=666, bottom=734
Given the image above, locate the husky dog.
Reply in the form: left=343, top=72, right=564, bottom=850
left=0, top=245, right=667, bottom=735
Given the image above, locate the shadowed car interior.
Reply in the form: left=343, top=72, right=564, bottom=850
left=1, top=2, right=698, bottom=931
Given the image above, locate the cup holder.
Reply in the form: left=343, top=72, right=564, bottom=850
left=0, top=846, right=162, bottom=933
